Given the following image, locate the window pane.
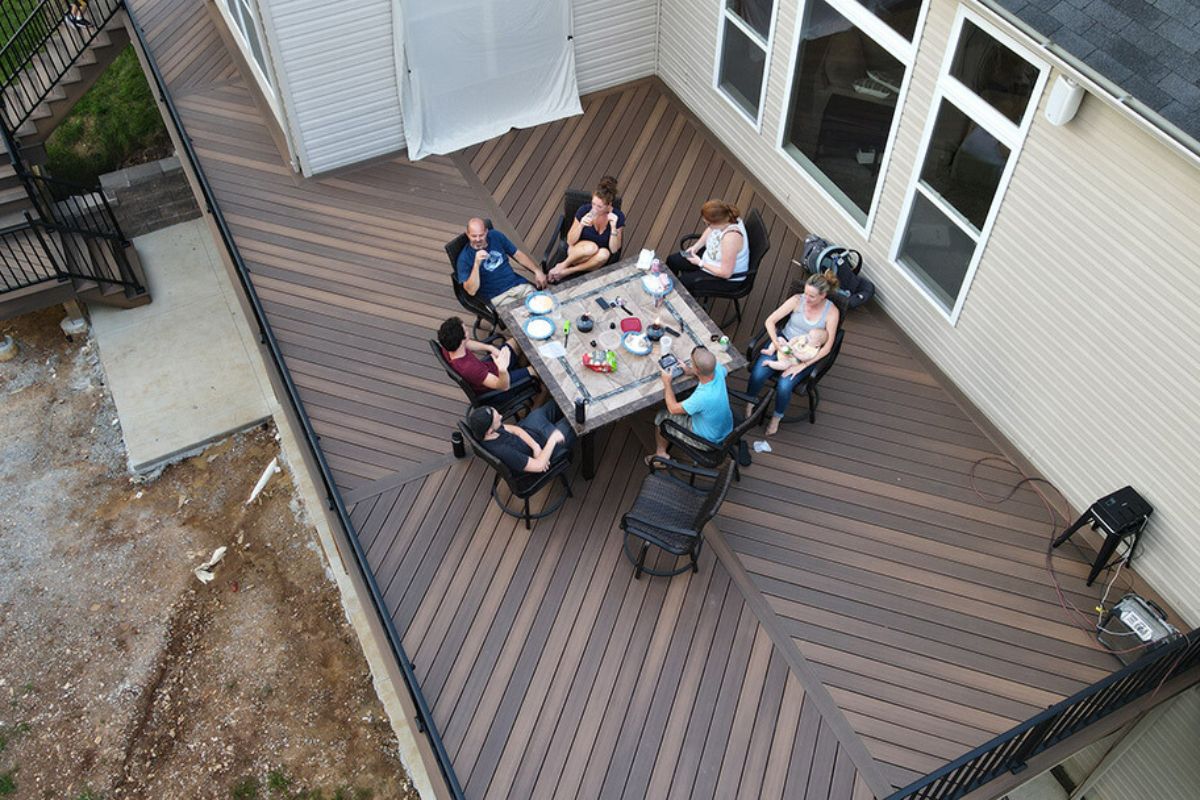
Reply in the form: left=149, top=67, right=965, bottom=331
left=237, top=0, right=270, bottom=82
left=727, top=0, right=774, bottom=39
left=918, top=100, right=1010, bottom=231
left=719, top=20, right=767, bottom=117
left=898, top=193, right=977, bottom=310
left=951, top=20, right=1039, bottom=124
left=858, top=0, right=923, bottom=41
left=782, top=0, right=904, bottom=223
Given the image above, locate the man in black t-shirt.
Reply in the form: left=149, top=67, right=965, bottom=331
left=465, top=403, right=576, bottom=474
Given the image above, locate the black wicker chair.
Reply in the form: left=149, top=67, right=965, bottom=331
left=540, top=188, right=624, bottom=270
left=659, top=389, right=770, bottom=481
left=620, top=458, right=736, bottom=578
left=458, top=421, right=573, bottom=530
left=429, top=338, right=538, bottom=421
left=444, top=218, right=502, bottom=338
left=679, top=208, right=770, bottom=327
left=744, top=324, right=846, bottom=424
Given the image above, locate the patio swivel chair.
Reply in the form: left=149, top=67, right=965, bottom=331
left=444, top=218, right=502, bottom=338
left=658, top=389, right=770, bottom=481
left=678, top=208, right=770, bottom=327
left=540, top=188, right=624, bottom=271
left=744, top=325, right=846, bottom=424
left=429, top=338, right=538, bottom=421
left=457, top=421, right=573, bottom=530
left=620, top=458, right=736, bottom=579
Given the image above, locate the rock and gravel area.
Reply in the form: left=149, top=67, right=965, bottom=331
left=0, top=309, right=419, bottom=800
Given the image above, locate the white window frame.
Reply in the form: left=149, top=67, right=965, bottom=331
left=218, top=0, right=277, bottom=102
left=889, top=6, right=1050, bottom=325
left=776, top=0, right=931, bottom=235
left=712, top=0, right=783, bottom=130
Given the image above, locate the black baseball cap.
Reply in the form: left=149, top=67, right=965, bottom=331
left=466, top=406, right=494, bottom=440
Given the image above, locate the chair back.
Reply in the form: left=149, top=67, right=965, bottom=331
left=810, top=327, right=845, bottom=384
left=457, top=419, right=518, bottom=484
left=690, top=460, right=736, bottom=533
left=431, top=339, right=482, bottom=404
left=561, top=189, right=624, bottom=236
left=444, top=219, right=500, bottom=323
left=725, top=394, right=771, bottom=447
left=743, top=208, right=770, bottom=279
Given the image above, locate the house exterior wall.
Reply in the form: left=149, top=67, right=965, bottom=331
left=1059, top=687, right=1200, bottom=800
left=658, top=0, right=1200, bottom=624
left=247, top=0, right=658, bottom=174
left=574, top=0, right=660, bottom=93
left=256, top=0, right=406, bottom=175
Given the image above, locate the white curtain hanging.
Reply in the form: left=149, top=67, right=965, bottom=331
left=396, top=0, right=582, bottom=160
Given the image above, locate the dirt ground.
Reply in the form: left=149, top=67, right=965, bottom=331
left=0, top=309, right=419, bottom=800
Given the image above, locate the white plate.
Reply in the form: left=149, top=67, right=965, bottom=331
left=622, top=331, right=652, bottom=355
left=525, top=317, right=555, bottom=340
left=525, top=292, right=556, bottom=315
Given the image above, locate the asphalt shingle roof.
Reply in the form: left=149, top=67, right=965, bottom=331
left=992, top=0, right=1200, bottom=144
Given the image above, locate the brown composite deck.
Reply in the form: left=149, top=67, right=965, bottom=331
left=129, top=1, right=1178, bottom=796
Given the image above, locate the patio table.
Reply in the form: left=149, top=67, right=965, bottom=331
left=499, top=257, right=746, bottom=479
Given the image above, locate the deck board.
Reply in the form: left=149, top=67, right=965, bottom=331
left=126, top=1, right=1178, bottom=795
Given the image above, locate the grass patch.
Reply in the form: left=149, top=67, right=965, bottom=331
left=45, top=45, right=172, bottom=187
left=231, top=776, right=260, bottom=800
left=0, top=770, right=16, bottom=796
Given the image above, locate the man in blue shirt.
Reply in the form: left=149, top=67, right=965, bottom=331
left=457, top=217, right=547, bottom=305
left=651, top=346, right=733, bottom=462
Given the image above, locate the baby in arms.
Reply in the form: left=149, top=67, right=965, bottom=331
left=762, top=328, right=828, bottom=371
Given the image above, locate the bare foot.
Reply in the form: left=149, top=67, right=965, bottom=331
left=744, top=402, right=753, bottom=419
left=765, top=415, right=781, bottom=436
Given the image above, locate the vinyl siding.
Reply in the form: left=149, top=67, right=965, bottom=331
left=659, top=0, right=1200, bottom=625
left=258, top=0, right=406, bottom=175
left=1058, top=688, right=1200, bottom=800
left=573, top=0, right=659, bottom=93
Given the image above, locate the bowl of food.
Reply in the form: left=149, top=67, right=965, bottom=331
left=524, top=291, right=556, bottom=315
left=524, top=317, right=555, bottom=340
left=622, top=331, right=652, bottom=356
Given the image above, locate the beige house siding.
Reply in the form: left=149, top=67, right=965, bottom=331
left=1058, top=687, right=1200, bottom=800
left=574, top=0, right=659, bottom=93
left=659, top=0, right=1200, bottom=624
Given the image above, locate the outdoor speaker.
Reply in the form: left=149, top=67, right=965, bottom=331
left=1045, top=76, right=1085, bottom=126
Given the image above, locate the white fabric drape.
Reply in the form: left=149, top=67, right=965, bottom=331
left=396, top=0, right=582, bottom=160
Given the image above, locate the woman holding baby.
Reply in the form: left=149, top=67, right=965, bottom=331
left=745, top=270, right=841, bottom=435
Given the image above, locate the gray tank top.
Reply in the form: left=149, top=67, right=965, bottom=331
left=781, top=300, right=832, bottom=341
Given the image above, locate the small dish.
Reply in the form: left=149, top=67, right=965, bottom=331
left=524, top=291, right=556, bottom=315
left=524, top=317, right=555, bottom=340
left=622, top=331, right=652, bottom=356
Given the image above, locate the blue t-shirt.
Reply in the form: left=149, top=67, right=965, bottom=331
left=456, top=229, right=526, bottom=300
left=574, top=205, right=625, bottom=251
left=682, top=364, right=732, bottom=443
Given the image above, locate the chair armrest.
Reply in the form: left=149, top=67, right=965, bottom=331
left=541, top=212, right=567, bottom=265
left=622, top=512, right=700, bottom=539
left=745, top=330, right=771, bottom=363
left=678, top=233, right=701, bottom=250
left=646, top=455, right=719, bottom=479
left=727, top=387, right=757, bottom=404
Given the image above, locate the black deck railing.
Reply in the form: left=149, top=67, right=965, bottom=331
left=0, top=216, right=59, bottom=291
left=123, top=7, right=466, bottom=799
left=887, top=629, right=1200, bottom=800
left=1, top=0, right=124, bottom=132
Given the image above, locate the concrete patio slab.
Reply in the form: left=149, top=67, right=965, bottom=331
left=90, top=218, right=273, bottom=473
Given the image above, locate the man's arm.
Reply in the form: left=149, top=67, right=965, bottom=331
left=461, top=249, right=487, bottom=296
left=512, top=249, right=547, bottom=289
left=660, top=369, right=687, bottom=415
left=479, top=347, right=512, bottom=391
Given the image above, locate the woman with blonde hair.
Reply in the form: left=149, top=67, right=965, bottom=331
left=548, top=176, right=624, bottom=282
left=745, top=270, right=840, bottom=435
left=666, top=199, right=750, bottom=291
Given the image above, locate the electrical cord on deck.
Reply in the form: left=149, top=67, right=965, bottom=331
left=967, top=455, right=1150, bottom=656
